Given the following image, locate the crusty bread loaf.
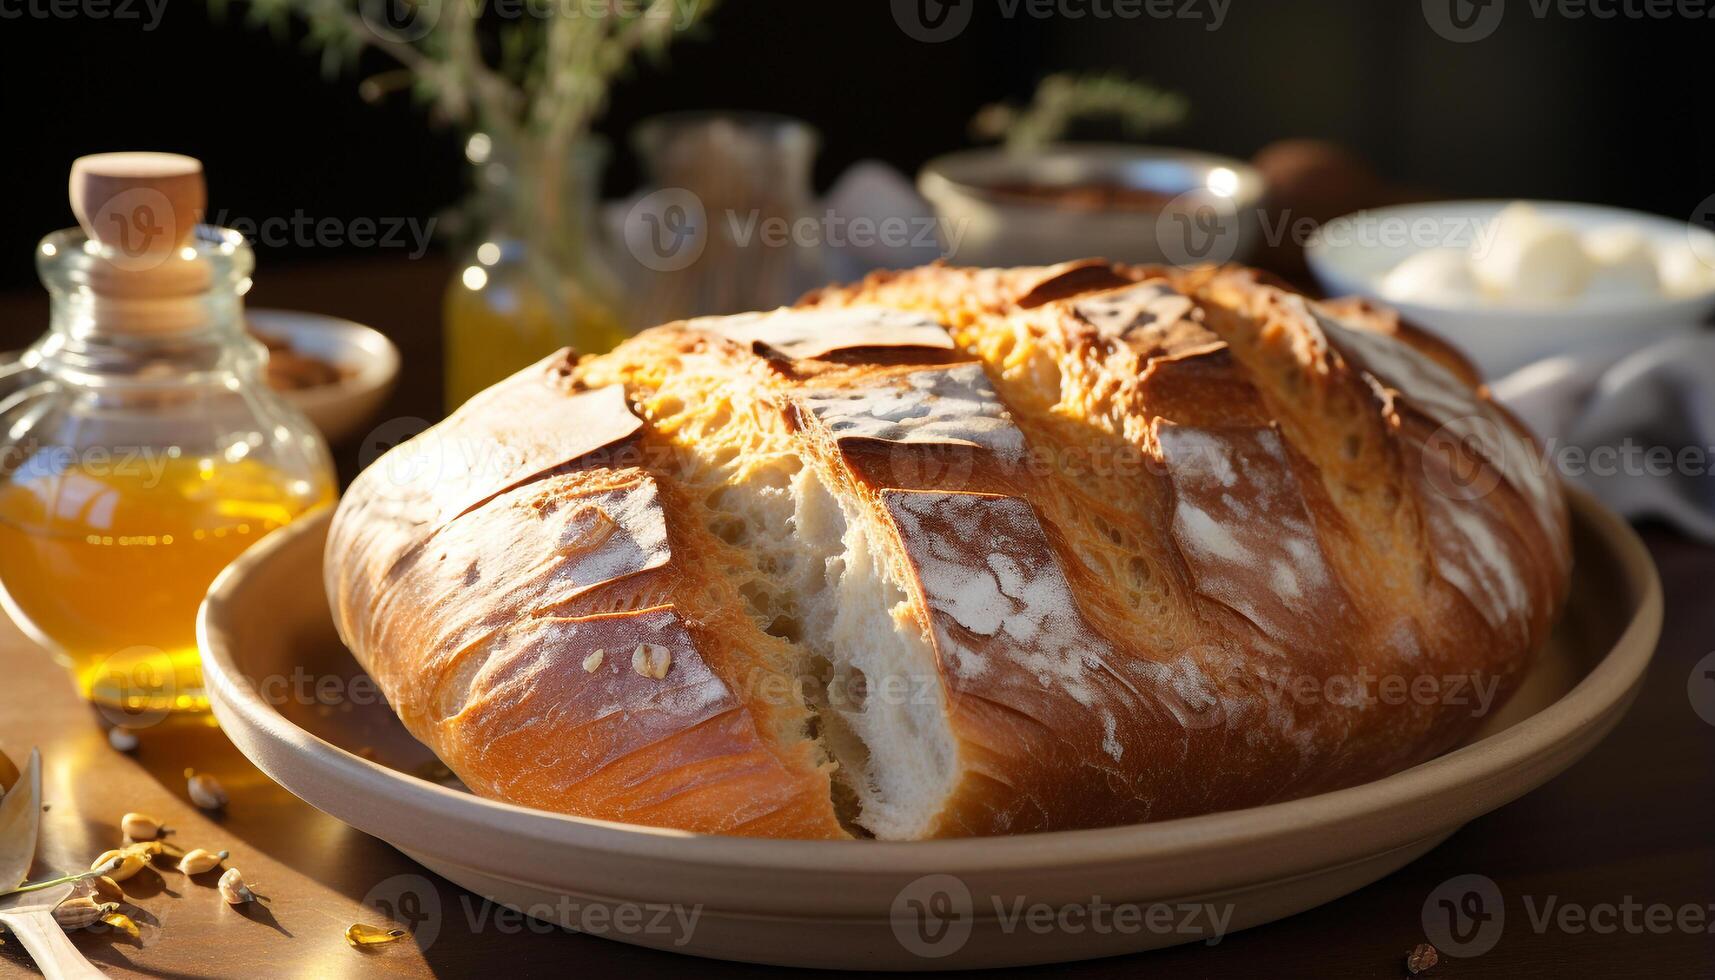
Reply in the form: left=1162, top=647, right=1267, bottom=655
left=326, top=260, right=1570, bottom=840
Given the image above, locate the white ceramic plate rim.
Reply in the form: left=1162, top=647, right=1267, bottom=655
left=1306, top=198, right=1715, bottom=317
left=199, top=489, right=1659, bottom=880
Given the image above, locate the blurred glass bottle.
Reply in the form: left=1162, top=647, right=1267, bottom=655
left=0, top=153, right=334, bottom=723
left=443, top=135, right=630, bottom=410
left=623, top=113, right=828, bottom=327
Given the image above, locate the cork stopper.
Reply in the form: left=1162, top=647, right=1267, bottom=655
left=65, top=153, right=220, bottom=334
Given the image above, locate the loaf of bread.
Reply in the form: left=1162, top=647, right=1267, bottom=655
left=326, top=260, right=1570, bottom=840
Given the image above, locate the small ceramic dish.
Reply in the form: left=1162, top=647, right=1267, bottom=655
left=919, top=144, right=1266, bottom=268
left=1306, top=200, right=1715, bottom=376
left=247, top=309, right=400, bottom=444
left=199, top=490, right=1660, bottom=970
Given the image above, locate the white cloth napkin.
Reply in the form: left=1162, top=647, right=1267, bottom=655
left=1494, top=328, right=1715, bottom=541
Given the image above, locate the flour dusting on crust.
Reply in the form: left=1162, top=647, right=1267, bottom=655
left=455, top=606, right=748, bottom=799
left=372, top=474, right=672, bottom=698
left=881, top=489, right=1141, bottom=760
left=694, top=305, right=955, bottom=360
left=1072, top=281, right=1198, bottom=338
left=1411, top=440, right=1534, bottom=640
left=1306, top=302, right=1564, bottom=566
left=429, top=382, right=646, bottom=524
left=801, top=362, right=1026, bottom=461
left=1157, top=423, right=1354, bottom=641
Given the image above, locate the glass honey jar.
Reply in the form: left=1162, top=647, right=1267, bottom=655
left=0, top=153, right=334, bottom=724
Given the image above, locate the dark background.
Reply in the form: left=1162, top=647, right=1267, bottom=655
left=0, top=0, right=1708, bottom=291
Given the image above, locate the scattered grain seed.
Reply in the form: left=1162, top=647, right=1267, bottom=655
left=52, top=899, right=117, bottom=930
left=121, top=812, right=162, bottom=840
left=107, top=728, right=138, bottom=752
left=185, top=770, right=228, bottom=810
left=218, top=867, right=257, bottom=905
left=90, top=875, right=125, bottom=904
left=558, top=506, right=618, bottom=556
left=122, top=840, right=165, bottom=860
left=582, top=649, right=605, bottom=673
left=100, top=913, right=140, bottom=939
left=92, top=850, right=145, bottom=882
left=631, top=643, right=670, bottom=679
left=344, top=923, right=408, bottom=948
left=1407, top=942, right=1439, bottom=975
left=177, top=848, right=229, bottom=875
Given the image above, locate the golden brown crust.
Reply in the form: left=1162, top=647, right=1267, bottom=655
left=329, top=260, right=1571, bottom=839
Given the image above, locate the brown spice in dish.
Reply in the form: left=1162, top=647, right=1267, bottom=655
left=250, top=328, right=347, bottom=391
left=1406, top=942, right=1439, bottom=975
left=981, top=180, right=1178, bottom=212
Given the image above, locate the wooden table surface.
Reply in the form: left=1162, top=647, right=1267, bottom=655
left=1, top=256, right=1713, bottom=978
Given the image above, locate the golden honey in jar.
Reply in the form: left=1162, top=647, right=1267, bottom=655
left=0, top=456, right=331, bottom=712
left=0, top=153, right=335, bottom=720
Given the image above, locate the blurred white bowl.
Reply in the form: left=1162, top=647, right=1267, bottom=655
left=1306, top=200, right=1715, bottom=377
left=249, top=309, right=399, bottom=444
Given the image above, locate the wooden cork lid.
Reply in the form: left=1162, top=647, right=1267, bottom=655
left=70, top=152, right=205, bottom=261
left=66, top=152, right=219, bottom=334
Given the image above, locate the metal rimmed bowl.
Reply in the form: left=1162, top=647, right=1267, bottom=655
left=918, top=144, right=1267, bottom=268
left=198, top=489, right=1660, bottom=970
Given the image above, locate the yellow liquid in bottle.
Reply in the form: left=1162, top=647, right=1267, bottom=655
left=0, top=455, right=332, bottom=716
left=443, top=271, right=631, bottom=410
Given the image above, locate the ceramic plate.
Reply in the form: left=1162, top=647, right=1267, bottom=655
left=198, top=489, right=1661, bottom=970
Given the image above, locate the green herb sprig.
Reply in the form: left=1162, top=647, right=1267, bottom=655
left=972, top=72, right=1189, bottom=152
